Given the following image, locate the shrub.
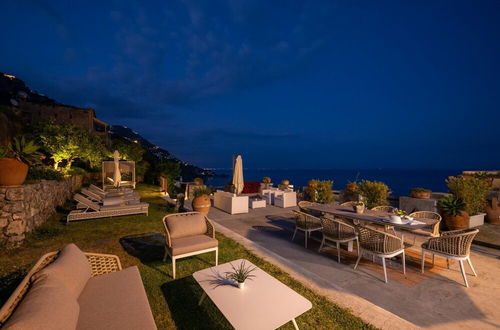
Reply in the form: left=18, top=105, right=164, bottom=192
left=305, top=179, right=334, bottom=204
left=357, top=180, right=390, bottom=209
left=242, top=181, right=260, bottom=194
left=446, top=175, right=489, bottom=215
left=27, top=166, right=65, bottom=181
left=438, top=195, right=466, bottom=216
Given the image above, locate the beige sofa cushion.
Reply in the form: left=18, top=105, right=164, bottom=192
left=167, top=213, right=207, bottom=239
left=76, top=266, right=156, bottom=330
left=34, top=243, right=91, bottom=298
left=170, top=235, right=218, bottom=256
left=3, top=275, right=80, bottom=330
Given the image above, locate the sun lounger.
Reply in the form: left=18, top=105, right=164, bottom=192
left=81, top=188, right=139, bottom=205
left=67, top=194, right=149, bottom=222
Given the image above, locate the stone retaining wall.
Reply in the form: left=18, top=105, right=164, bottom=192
left=0, top=175, right=83, bottom=247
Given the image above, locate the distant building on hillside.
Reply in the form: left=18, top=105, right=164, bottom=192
left=0, top=73, right=110, bottom=145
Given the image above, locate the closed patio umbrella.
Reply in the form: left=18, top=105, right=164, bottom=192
left=232, top=155, right=244, bottom=195
left=113, top=150, right=121, bottom=188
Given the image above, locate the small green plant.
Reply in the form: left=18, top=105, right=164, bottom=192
left=225, top=261, right=257, bottom=283
left=305, top=179, right=334, bottom=203
left=0, top=147, right=8, bottom=158
left=10, top=136, right=41, bottom=165
left=446, top=175, right=489, bottom=215
left=357, top=180, right=390, bottom=209
left=394, top=209, right=407, bottom=217
left=438, top=195, right=467, bottom=216
left=192, top=187, right=212, bottom=198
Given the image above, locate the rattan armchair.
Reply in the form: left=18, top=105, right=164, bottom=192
left=292, top=210, right=322, bottom=248
left=340, top=201, right=357, bottom=207
left=319, top=216, right=359, bottom=262
left=421, top=228, right=479, bottom=287
left=371, top=205, right=396, bottom=213
left=401, top=211, right=442, bottom=245
left=354, top=226, right=406, bottom=283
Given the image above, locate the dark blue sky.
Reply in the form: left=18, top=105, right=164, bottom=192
left=1, top=0, right=499, bottom=170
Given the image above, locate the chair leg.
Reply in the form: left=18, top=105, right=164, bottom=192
left=336, top=241, right=341, bottom=263
left=172, top=257, right=176, bottom=279
left=432, top=254, right=435, bottom=266
left=402, top=250, right=406, bottom=276
left=354, top=249, right=362, bottom=270
left=215, top=248, right=219, bottom=266
left=382, top=257, right=388, bottom=283
left=304, top=231, right=308, bottom=248
left=447, top=258, right=450, bottom=269
left=292, top=228, right=297, bottom=241
left=467, top=257, right=477, bottom=277
left=421, top=250, right=425, bottom=273
left=459, top=260, right=469, bottom=287
left=163, top=246, right=168, bottom=262
left=318, top=237, right=325, bottom=252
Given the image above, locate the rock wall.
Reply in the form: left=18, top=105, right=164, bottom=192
left=0, top=175, right=83, bottom=247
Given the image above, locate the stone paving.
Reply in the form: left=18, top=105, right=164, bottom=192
left=193, top=203, right=500, bottom=329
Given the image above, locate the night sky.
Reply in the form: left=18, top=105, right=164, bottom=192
left=1, top=0, right=499, bottom=170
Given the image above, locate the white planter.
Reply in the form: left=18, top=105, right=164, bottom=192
left=389, top=215, right=401, bottom=223
left=237, top=281, right=245, bottom=289
left=468, top=213, right=485, bottom=228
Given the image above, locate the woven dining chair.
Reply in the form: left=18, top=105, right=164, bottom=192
left=421, top=228, right=479, bottom=287
left=319, top=216, right=359, bottom=262
left=298, top=200, right=323, bottom=217
left=354, top=226, right=406, bottom=283
left=371, top=205, right=396, bottom=213
left=292, top=210, right=322, bottom=248
left=340, top=201, right=357, bottom=207
left=401, top=211, right=442, bottom=245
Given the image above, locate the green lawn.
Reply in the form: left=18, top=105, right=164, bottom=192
left=0, top=184, right=375, bottom=329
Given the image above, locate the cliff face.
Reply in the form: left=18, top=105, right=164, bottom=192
left=0, top=73, right=56, bottom=106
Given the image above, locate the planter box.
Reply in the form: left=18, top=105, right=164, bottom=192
left=468, top=213, right=486, bottom=228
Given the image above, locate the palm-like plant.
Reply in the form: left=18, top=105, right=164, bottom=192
left=10, top=136, right=41, bottom=165
left=0, top=147, right=8, bottom=158
left=225, top=261, right=257, bottom=283
left=438, top=195, right=466, bottom=216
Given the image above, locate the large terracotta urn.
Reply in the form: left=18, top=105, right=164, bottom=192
left=444, top=211, right=469, bottom=230
left=192, top=194, right=211, bottom=215
left=0, top=158, right=28, bottom=186
left=486, top=197, right=500, bottom=224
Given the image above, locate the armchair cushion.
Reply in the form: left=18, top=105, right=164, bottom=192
left=167, top=213, right=207, bottom=239
left=3, top=275, right=80, bottom=330
left=170, top=235, right=218, bottom=256
left=33, top=243, right=91, bottom=298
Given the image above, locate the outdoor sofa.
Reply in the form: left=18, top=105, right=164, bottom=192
left=213, top=190, right=249, bottom=214
left=0, top=244, right=157, bottom=330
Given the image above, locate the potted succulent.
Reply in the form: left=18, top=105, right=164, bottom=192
left=389, top=209, right=406, bottom=223
left=225, top=260, right=256, bottom=289
left=438, top=195, right=469, bottom=230
left=410, top=187, right=432, bottom=199
left=0, top=136, right=41, bottom=186
left=353, top=201, right=365, bottom=214
left=192, top=187, right=212, bottom=215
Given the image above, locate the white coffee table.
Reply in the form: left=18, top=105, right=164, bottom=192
left=249, top=199, right=266, bottom=209
left=193, top=259, right=312, bottom=330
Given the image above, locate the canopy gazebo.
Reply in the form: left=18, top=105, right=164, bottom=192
left=102, top=158, right=136, bottom=190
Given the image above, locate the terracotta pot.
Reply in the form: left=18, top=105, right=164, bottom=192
left=192, top=194, right=211, bottom=215
left=281, top=180, right=290, bottom=186
left=486, top=197, right=500, bottom=224
left=444, top=211, right=469, bottom=230
left=0, top=158, right=28, bottom=186
left=411, top=190, right=431, bottom=199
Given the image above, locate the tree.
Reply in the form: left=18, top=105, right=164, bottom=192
left=110, top=138, right=145, bottom=162
left=35, top=121, right=107, bottom=170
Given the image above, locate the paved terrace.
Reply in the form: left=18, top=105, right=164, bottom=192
left=186, top=203, right=500, bottom=329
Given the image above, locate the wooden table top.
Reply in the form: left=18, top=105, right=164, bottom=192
left=306, top=204, right=438, bottom=230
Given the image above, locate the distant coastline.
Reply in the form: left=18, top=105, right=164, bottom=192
left=205, top=168, right=464, bottom=197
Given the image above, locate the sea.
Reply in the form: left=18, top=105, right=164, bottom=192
left=204, top=169, right=463, bottom=197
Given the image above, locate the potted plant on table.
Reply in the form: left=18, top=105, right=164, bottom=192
left=0, top=136, right=41, bottom=186
left=225, top=261, right=257, bottom=289
left=438, top=195, right=469, bottom=230
left=192, top=187, right=212, bottom=215
left=410, top=187, right=432, bottom=199
left=353, top=201, right=365, bottom=214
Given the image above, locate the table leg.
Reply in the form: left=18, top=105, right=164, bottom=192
left=198, top=292, right=207, bottom=306
left=291, top=318, right=299, bottom=330
left=346, top=241, right=353, bottom=252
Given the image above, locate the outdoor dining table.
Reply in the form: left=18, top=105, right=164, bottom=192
left=305, top=203, right=439, bottom=231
